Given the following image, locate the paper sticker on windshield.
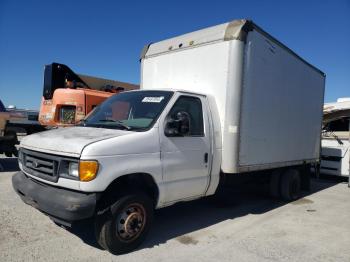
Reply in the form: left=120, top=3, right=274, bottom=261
left=142, top=96, right=164, bottom=103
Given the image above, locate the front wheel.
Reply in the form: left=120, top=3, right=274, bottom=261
left=95, top=193, right=154, bottom=255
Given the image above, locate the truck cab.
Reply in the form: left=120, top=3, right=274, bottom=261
left=13, top=89, right=221, bottom=253
left=15, top=90, right=220, bottom=205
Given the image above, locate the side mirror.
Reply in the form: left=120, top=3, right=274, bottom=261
left=164, top=111, right=191, bottom=137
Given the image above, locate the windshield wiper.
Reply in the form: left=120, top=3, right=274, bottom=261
left=98, top=119, right=132, bottom=130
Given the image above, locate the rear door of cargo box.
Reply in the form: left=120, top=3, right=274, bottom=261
left=238, top=30, right=325, bottom=170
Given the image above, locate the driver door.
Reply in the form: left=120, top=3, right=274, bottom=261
left=160, top=94, right=211, bottom=203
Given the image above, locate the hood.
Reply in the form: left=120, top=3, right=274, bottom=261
left=20, top=126, right=130, bottom=157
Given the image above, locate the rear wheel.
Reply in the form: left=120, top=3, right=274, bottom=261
left=95, top=193, right=153, bottom=254
left=280, top=169, right=301, bottom=201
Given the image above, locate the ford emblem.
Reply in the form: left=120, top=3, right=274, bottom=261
left=32, top=161, right=39, bottom=168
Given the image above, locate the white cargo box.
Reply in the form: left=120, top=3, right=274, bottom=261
left=141, top=19, right=325, bottom=174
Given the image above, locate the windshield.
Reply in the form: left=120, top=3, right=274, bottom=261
left=82, top=90, right=173, bottom=131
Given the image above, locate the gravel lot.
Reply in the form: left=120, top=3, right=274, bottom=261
left=1, top=155, right=350, bottom=262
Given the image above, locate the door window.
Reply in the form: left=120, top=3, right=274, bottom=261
left=167, top=96, right=204, bottom=136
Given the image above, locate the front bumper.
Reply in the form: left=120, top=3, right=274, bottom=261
left=12, top=171, right=99, bottom=224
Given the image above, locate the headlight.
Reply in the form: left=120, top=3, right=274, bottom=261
left=79, top=160, right=99, bottom=182
left=58, top=160, right=98, bottom=181
left=58, top=160, right=79, bottom=180
left=68, top=162, right=79, bottom=178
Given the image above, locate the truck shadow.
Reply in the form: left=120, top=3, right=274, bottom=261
left=0, top=157, right=19, bottom=172
left=66, top=177, right=346, bottom=251
left=141, top=177, right=346, bottom=250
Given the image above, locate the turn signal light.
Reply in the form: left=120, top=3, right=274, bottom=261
left=79, top=161, right=99, bottom=182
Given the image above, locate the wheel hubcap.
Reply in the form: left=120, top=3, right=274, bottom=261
left=116, top=203, right=146, bottom=242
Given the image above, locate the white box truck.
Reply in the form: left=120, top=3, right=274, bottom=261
left=12, top=19, right=325, bottom=254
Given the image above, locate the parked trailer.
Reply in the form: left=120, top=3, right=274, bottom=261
left=12, top=19, right=325, bottom=254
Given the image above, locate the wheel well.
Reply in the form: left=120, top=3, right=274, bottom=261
left=98, top=173, right=159, bottom=210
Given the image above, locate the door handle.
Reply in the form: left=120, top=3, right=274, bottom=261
left=204, top=153, right=208, bottom=163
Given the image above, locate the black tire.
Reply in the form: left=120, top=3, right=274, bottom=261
left=269, top=170, right=280, bottom=198
left=280, top=169, right=301, bottom=201
left=95, top=193, right=154, bottom=255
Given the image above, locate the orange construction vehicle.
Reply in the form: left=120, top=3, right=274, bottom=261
left=39, top=63, right=139, bottom=126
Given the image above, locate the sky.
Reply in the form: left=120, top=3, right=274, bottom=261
left=0, top=0, right=349, bottom=110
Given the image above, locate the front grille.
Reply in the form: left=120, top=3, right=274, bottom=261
left=22, top=149, right=59, bottom=182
